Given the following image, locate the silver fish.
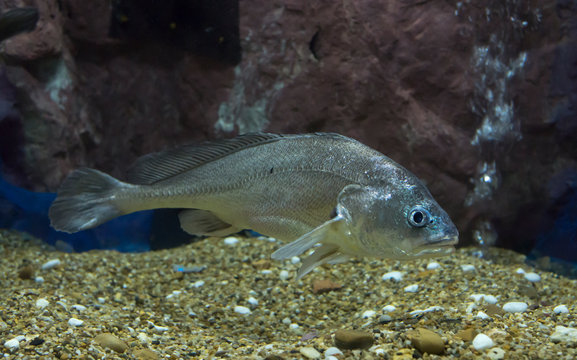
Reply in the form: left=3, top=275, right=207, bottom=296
left=49, top=133, right=458, bottom=278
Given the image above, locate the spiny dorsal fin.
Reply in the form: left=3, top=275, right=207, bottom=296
left=125, top=133, right=286, bottom=185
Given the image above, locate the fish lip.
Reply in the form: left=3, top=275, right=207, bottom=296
left=413, top=235, right=459, bottom=254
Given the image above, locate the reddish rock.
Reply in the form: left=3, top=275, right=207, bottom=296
left=312, top=279, right=342, bottom=294
left=0, top=0, right=573, bottom=253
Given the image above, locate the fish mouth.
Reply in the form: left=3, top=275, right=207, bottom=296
left=412, top=235, right=459, bottom=257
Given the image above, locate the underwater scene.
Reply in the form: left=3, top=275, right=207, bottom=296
left=0, top=0, right=576, bottom=359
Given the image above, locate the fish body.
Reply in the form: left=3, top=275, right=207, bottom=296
left=49, top=133, right=458, bottom=278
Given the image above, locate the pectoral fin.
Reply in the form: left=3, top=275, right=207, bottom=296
left=296, top=243, right=344, bottom=279
left=178, top=209, right=240, bottom=237
left=271, top=215, right=345, bottom=260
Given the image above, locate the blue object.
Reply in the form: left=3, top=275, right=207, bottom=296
left=0, top=161, right=153, bottom=252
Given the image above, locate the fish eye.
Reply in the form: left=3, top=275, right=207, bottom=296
left=408, top=207, right=430, bottom=228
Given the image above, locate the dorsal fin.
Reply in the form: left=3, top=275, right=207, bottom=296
left=125, top=133, right=285, bottom=185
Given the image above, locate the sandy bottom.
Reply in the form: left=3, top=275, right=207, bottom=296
left=1, top=229, right=576, bottom=359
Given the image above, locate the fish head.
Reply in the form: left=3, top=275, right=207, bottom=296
left=336, top=182, right=458, bottom=259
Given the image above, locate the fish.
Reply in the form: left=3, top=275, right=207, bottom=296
left=0, top=7, right=38, bottom=43
left=49, top=133, right=459, bottom=278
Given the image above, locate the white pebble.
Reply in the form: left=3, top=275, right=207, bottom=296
left=282, top=317, right=291, bottom=325
left=68, top=318, right=84, bottom=326
left=153, top=325, right=169, bottom=332
left=300, top=346, right=321, bottom=359
left=475, top=311, right=491, bottom=319
left=461, top=264, right=475, bottom=272
left=34, top=276, right=44, bottom=283
left=524, top=272, right=541, bottom=282
left=515, top=268, right=526, bottom=274
left=137, top=332, right=149, bottom=343
left=470, top=294, right=498, bottom=304
left=472, top=333, right=494, bottom=350
left=325, top=347, right=343, bottom=357
left=279, top=270, right=290, bottom=281
left=192, top=280, right=205, bottom=288
left=382, top=305, right=396, bottom=312
left=550, top=325, right=577, bottom=343
left=4, top=338, right=20, bottom=350
left=291, top=256, right=301, bottom=264
left=97, top=297, right=106, bottom=303
left=234, top=305, right=251, bottom=315
left=409, top=306, right=444, bottom=317
left=426, top=262, right=441, bottom=270
left=71, top=304, right=87, bottom=311
left=248, top=297, right=259, bottom=306
left=362, top=310, right=376, bottom=318
left=403, top=284, right=419, bottom=293
left=554, top=305, right=569, bottom=314
left=503, top=302, right=528, bottom=313
left=289, top=323, right=300, bottom=330
left=382, top=271, right=403, bottom=281
left=41, top=259, right=61, bottom=270
left=261, top=269, right=272, bottom=275
left=223, top=236, right=239, bottom=245
left=35, top=298, right=50, bottom=309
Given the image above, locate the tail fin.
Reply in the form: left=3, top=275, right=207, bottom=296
left=49, top=168, right=127, bottom=233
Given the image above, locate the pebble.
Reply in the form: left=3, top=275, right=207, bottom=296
left=234, top=305, right=251, bottom=315
left=515, top=268, right=526, bottom=274
left=553, top=305, right=569, bottom=314
left=486, top=347, right=506, bottom=360
left=71, top=304, right=87, bottom=311
left=137, top=332, right=150, bottom=343
left=524, top=272, right=541, bottom=282
left=502, top=302, right=528, bottom=313
left=409, top=306, right=444, bottom=317
left=408, top=328, right=444, bottom=355
left=34, top=276, right=44, bottom=283
left=455, top=327, right=476, bottom=342
left=18, top=265, right=35, bottom=279
left=35, top=298, right=50, bottom=309
left=472, top=333, right=494, bottom=350
left=134, top=348, right=159, bottom=360
left=362, top=310, right=376, bottom=318
left=223, top=236, right=239, bottom=245
left=247, top=296, right=259, bottom=306
left=550, top=326, right=577, bottom=343
left=299, top=346, right=321, bottom=359
left=41, top=259, right=61, bottom=270
left=470, top=294, right=498, bottom=304
left=403, top=284, right=419, bottom=293
left=382, top=305, right=396, bottom=312
left=461, top=264, right=475, bottom=272
left=382, top=271, right=403, bottom=281
left=192, top=280, right=205, bottom=288
left=426, top=262, right=440, bottom=270
left=4, top=338, right=20, bottom=350
left=334, top=329, right=374, bottom=350
left=312, top=279, right=342, bottom=294
left=324, top=347, right=343, bottom=357
left=291, top=256, right=300, bottom=264
left=94, top=333, right=129, bottom=353
left=475, top=311, right=491, bottom=319
left=68, top=318, right=84, bottom=326
left=279, top=270, right=290, bottom=280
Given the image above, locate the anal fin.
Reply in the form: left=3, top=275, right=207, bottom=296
left=178, top=209, right=240, bottom=237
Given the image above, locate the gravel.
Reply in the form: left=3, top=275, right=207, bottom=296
left=1, top=228, right=576, bottom=359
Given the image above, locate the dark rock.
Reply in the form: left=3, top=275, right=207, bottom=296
left=334, top=329, right=374, bottom=350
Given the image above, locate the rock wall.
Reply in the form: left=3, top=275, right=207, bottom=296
left=1, top=0, right=574, bottom=250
